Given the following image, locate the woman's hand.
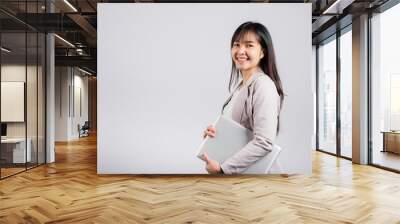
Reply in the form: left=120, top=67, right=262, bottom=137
left=203, top=125, right=216, bottom=139
left=202, top=153, right=222, bottom=174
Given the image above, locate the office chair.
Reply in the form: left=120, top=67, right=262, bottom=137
left=79, top=121, right=90, bottom=138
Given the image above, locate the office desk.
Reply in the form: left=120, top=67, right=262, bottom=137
left=382, top=131, right=400, bottom=154
left=1, top=138, right=32, bottom=163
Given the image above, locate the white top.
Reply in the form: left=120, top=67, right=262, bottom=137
left=223, top=85, right=242, bottom=119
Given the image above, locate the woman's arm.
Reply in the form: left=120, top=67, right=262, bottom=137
left=220, top=77, right=280, bottom=174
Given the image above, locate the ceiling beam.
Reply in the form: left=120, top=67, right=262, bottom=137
left=67, top=13, right=97, bottom=46
left=55, top=55, right=96, bottom=71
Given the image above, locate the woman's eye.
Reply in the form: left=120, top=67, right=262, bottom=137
left=246, top=44, right=253, bottom=48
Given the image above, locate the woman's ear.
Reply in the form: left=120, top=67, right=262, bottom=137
left=260, top=50, right=265, bottom=59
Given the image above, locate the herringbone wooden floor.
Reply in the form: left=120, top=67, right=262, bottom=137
left=1, top=134, right=400, bottom=224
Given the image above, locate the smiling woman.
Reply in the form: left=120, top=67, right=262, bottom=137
left=98, top=4, right=313, bottom=175
left=201, top=22, right=285, bottom=174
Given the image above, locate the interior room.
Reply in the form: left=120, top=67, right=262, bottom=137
left=0, top=0, right=399, bottom=223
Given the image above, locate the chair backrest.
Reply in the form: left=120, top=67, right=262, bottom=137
left=82, top=121, right=90, bottom=129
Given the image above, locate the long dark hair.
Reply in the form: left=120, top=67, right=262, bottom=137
left=229, top=21, right=284, bottom=133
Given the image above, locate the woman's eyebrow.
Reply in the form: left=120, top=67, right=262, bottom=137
left=234, top=40, right=255, bottom=43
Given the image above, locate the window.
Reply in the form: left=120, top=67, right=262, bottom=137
left=370, top=2, right=400, bottom=171
left=318, top=36, right=337, bottom=154
left=340, top=28, right=352, bottom=158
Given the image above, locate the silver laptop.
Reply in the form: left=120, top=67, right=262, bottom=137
left=197, top=115, right=280, bottom=174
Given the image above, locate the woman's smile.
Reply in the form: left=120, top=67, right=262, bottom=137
left=236, top=56, right=249, bottom=62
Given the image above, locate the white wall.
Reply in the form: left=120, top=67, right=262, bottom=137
left=72, top=72, right=89, bottom=138
left=55, top=67, right=89, bottom=141
left=98, top=3, right=313, bottom=174
left=55, top=66, right=69, bottom=141
left=1, top=65, right=26, bottom=126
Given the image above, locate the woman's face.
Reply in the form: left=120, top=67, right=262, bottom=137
left=231, top=32, right=264, bottom=73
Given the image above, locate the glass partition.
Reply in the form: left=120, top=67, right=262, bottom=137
left=0, top=31, right=28, bottom=177
left=339, top=28, right=352, bottom=158
left=317, top=36, right=337, bottom=155
left=371, top=3, right=400, bottom=171
left=0, top=1, right=46, bottom=179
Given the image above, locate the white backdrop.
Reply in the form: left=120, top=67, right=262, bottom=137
left=98, top=3, right=313, bottom=174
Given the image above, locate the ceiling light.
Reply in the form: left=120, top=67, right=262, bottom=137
left=54, top=34, right=75, bottom=48
left=78, top=67, right=92, bottom=76
left=322, top=0, right=355, bottom=15
left=63, top=0, right=78, bottom=12
left=1, top=47, right=11, bottom=53
left=323, top=0, right=341, bottom=14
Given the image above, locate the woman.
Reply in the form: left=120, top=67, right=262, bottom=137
left=202, top=21, right=284, bottom=174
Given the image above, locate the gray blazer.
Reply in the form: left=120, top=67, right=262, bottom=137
left=220, top=71, right=280, bottom=174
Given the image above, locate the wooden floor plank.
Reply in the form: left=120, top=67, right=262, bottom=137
left=1, top=134, right=400, bottom=223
